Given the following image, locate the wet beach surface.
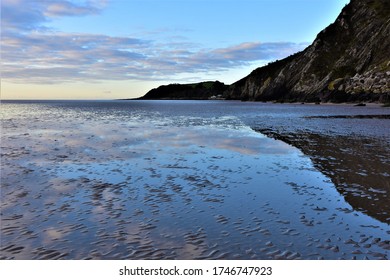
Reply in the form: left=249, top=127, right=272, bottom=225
left=1, top=100, right=389, bottom=259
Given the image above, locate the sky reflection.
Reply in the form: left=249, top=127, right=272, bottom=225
left=1, top=101, right=389, bottom=260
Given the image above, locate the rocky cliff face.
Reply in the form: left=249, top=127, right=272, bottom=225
left=225, top=0, right=390, bottom=102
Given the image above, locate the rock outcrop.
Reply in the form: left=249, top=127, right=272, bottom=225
left=225, top=0, right=390, bottom=102
left=138, top=81, right=228, bottom=100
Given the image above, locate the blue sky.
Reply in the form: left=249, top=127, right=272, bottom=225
left=1, top=0, right=349, bottom=99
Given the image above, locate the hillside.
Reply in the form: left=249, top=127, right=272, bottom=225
left=138, top=81, right=228, bottom=100
left=138, top=0, right=390, bottom=103
left=225, top=0, right=390, bottom=102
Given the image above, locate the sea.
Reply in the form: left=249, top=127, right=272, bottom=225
left=1, top=100, right=389, bottom=260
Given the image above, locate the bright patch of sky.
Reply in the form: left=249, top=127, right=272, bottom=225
left=1, top=0, right=349, bottom=99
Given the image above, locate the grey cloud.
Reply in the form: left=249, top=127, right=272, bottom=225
left=2, top=31, right=307, bottom=83
left=1, top=1, right=48, bottom=31
left=1, top=31, right=151, bottom=83
left=1, top=0, right=105, bottom=31
left=153, top=42, right=308, bottom=74
left=190, top=42, right=307, bottom=68
left=1, top=0, right=308, bottom=84
left=44, top=0, right=104, bottom=17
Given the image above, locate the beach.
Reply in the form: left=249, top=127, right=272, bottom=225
left=1, top=100, right=389, bottom=259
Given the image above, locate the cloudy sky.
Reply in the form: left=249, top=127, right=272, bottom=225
left=1, top=0, right=349, bottom=99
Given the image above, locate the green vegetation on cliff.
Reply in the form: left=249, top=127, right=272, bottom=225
left=138, top=81, right=228, bottom=100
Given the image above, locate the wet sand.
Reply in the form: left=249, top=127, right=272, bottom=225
left=1, top=100, right=389, bottom=259
left=255, top=130, right=390, bottom=225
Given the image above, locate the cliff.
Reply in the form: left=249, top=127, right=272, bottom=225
left=225, top=0, right=390, bottom=102
left=138, top=0, right=389, bottom=103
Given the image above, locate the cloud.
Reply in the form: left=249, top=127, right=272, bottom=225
left=213, top=42, right=307, bottom=61
left=1, top=0, right=47, bottom=31
left=1, top=0, right=105, bottom=31
left=44, top=0, right=105, bottom=17
left=1, top=0, right=308, bottom=84
left=182, top=42, right=307, bottom=71
left=1, top=32, right=150, bottom=83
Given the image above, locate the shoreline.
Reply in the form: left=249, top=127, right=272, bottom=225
left=2, top=98, right=389, bottom=108
left=126, top=98, right=389, bottom=107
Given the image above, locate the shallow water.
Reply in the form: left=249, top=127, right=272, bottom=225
left=1, top=100, right=389, bottom=259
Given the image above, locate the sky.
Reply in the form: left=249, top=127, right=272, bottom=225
left=1, top=0, right=350, bottom=100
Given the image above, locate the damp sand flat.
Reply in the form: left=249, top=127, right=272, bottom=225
left=1, top=100, right=389, bottom=260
